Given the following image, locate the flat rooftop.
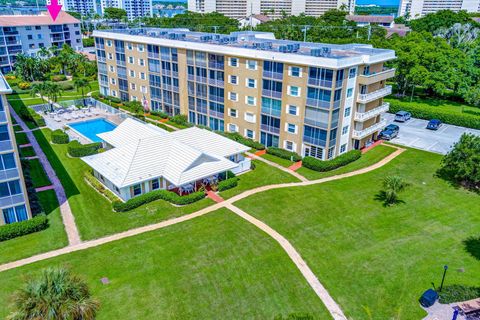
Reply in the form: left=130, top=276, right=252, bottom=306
left=0, top=11, right=79, bottom=27
left=94, top=28, right=396, bottom=68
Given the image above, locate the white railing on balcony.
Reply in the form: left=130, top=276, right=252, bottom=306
left=354, top=103, right=390, bottom=122
left=352, top=119, right=387, bottom=139
left=361, top=68, right=395, bottom=79
left=357, top=85, right=392, bottom=103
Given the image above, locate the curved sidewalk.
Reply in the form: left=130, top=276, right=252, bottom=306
left=9, top=106, right=81, bottom=245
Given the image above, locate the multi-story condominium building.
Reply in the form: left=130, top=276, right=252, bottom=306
left=64, top=0, right=100, bottom=16
left=100, top=0, right=152, bottom=20
left=399, top=0, right=480, bottom=18
left=0, top=12, right=83, bottom=74
left=0, top=73, right=32, bottom=226
left=93, top=28, right=395, bottom=159
left=188, top=0, right=355, bottom=19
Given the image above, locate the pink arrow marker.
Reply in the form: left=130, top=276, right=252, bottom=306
left=47, top=0, right=62, bottom=21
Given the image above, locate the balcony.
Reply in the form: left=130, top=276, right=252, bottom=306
left=209, top=110, right=224, bottom=119
left=354, top=102, right=390, bottom=122
left=260, top=124, right=280, bottom=134
left=263, top=70, right=283, bottom=80
left=357, top=85, right=392, bottom=104
left=208, top=78, right=224, bottom=87
left=262, top=89, right=282, bottom=99
left=352, top=119, right=387, bottom=139
left=306, top=98, right=330, bottom=109
left=307, top=78, right=333, bottom=88
left=358, top=68, right=395, bottom=85
left=208, top=62, right=224, bottom=70
left=5, top=40, right=20, bottom=46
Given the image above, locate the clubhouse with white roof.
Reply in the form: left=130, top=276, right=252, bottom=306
left=82, top=119, right=251, bottom=201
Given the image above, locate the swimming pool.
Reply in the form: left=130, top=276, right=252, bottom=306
left=68, top=118, right=117, bottom=143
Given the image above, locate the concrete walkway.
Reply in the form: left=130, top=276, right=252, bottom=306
left=10, top=106, right=81, bottom=246
left=206, top=190, right=224, bottom=203
left=246, top=151, right=309, bottom=182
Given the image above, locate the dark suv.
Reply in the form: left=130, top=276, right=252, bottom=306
left=378, top=124, right=400, bottom=140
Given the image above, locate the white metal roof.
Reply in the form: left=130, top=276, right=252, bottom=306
left=97, top=118, right=168, bottom=147
left=83, top=124, right=248, bottom=188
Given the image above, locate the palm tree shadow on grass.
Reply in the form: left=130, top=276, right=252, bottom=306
left=374, top=191, right=406, bottom=207
left=463, top=236, right=480, bottom=260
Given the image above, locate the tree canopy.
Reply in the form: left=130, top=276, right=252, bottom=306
left=103, top=7, right=127, bottom=21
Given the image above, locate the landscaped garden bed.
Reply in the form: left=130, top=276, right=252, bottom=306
left=25, top=159, right=51, bottom=188
left=19, top=146, right=36, bottom=158
left=14, top=132, right=29, bottom=145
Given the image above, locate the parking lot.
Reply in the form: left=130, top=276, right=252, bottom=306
left=383, top=113, right=480, bottom=154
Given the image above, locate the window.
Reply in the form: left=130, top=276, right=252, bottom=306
left=0, top=125, right=9, bottom=142
left=229, top=109, right=237, bottom=117
left=107, top=40, right=112, bottom=47
left=245, top=112, right=256, bottom=123
left=245, top=129, right=254, bottom=139
left=246, top=78, right=256, bottom=88
left=289, top=66, right=301, bottom=77
left=109, top=65, right=115, bottom=72
left=139, top=59, right=145, bottom=66
left=127, top=43, right=133, bottom=50
left=286, top=123, right=297, bottom=134
left=285, top=141, right=294, bottom=151
left=137, top=44, right=144, bottom=52
left=37, top=34, right=42, bottom=39
left=26, top=26, right=31, bottom=30
left=347, top=88, right=353, bottom=98
left=0, top=180, right=21, bottom=198
left=288, top=86, right=300, bottom=97
left=229, top=75, right=238, bottom=85
left=328, top=146, right=335, bottom=159
left=151, top=179, right=160, bottom=190
left=132, top=184, right=142, bottom=196
left=27, top=35, right=32, bottom=40
left=130, top=83, right=136, bottom=90
left=112, top=90, right=117, bottom=97
left=3, top=205, right=28, bottom=224
left=0, top=153, right=16, bottom=170
left=349, top=67, right=357, bottom=78
left=228, top=123, right=238, bottom=132
left=108, top=53, right=113, bottom=60
left=340, top=144, right=347, bottom=153
left=128, top=56, right=134, bottom=64
left=141, top=86, right=147, bottom=94
left=344, top=107, right=351, bottom=117
left=342, top=125, right=349, bottom=135
left=229, top=57, right=238, bottom=67
left=246, top=60, right=257, bottom=70
left=140, top=72, right=146, bottom=80
left=246, top=96, right=256, bottom=106
left=110, top=78, right=116, bottom=85
left=129, top=70, right=135, bottom=77
left=229, top=92, right=238, bottom=101
left=287, top=105, right=298, bottom=116
left=35, top=26, right=41, bottom=30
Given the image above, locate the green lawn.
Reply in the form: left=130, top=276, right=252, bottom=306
left=386, top=96, right=480, bottom=115
left=219, top=159, right=300, bottom=199
left=19, top=146, right=36, bottom=158
left=0, top=190, right=68, bottom=265
left=56, top=81, right=99, bottom=102
left=27, top=159, right=51, bottom=188
left=33, top=129, right=216, bottom=240
left=14, top=132, right=29, bottom=145
left=7, top=94, right=46, bottom=129
left=0, top=209, right=330, bottom=319
left=235, top=148, right=480, bottom=319
left=261, top=153, right=296, bottom=168
left=297, top=145, right=397, bottom=180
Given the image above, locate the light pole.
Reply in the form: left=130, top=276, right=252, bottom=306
left=439, top=265, right=448, bottom=292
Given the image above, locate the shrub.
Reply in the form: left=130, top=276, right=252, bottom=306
left=170, top=114, right=189, bottom=126
left=217, top=132, right=265, bottom=150
left=5, top=75, right=16, bottom=80
left=84, top=171, right=118, bottom=202
left=59, top=82, right=74, bottom=90
left=18, top=106, right=45, bottom=127
left=0, top=215, right=49, bottom=242
left=50, top=74, right=67, bottom=82
left=51, top=129, right=69, bottom=144
left=150, top=110, right=169, bottom=119
left=463, top=109, right=480, bottom=116
left=82, top=37, right=94, bottom=47
left=107, top=96, right=121, bottom=104
left=17, top=82, right=31, bottom=90
left=218, top=170, right=236, bottom=180
left=388, top=100, right=480, bottom=130
left=218, top=177, right=239, bottom=191
left=67, top=140, right=102, bottom=157
left=267, top=147, right=302, bottom=162
left=113, top=190, right=205, bottom=212
left=439, top=285, right=480, bottom=304
left=303, top=150, right=361, bottom=172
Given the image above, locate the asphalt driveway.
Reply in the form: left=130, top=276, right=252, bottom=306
left=382, top=113, right=480, bottom=154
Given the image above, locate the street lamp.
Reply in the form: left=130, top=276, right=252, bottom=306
left=439, top=265, right=448, bottom=292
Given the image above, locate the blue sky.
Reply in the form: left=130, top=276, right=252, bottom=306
left=357, top=0, right=399, bottom=6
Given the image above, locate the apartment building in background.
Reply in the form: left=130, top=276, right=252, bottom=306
left=399, top=0, right=480, bottom=18
left=0, top=12, right=82, bottom=74
left=100, top=0, right=153, bottom=20
left=187, top=0, right=355, bottom=19
left=93, top=28, right=395, bottom=159
left=64, top=0, right=100, bottom=17
left=0, top=73, right=32, bottom=225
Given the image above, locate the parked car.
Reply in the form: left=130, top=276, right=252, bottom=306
left=394, top=111, right=411, bottom=122
left=378, top=124, right=399, bottom=140
left=426, top=119, right=442, bottom=130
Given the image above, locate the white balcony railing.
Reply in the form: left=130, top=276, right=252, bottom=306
left=354, top=102, right=390, bottom=122
left=352, top=119, right=387, bottom=139
left=357, top=85, right=392, bottom=103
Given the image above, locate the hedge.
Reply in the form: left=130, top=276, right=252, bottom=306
left=67, top=140, right=102, bottom=157
left=50, top=74, right=67, bottom=82
left=218, top=177, right=239, bottom=191
left=51, top=129, right=69, bottom=144
left=438, top=285, right=480, bottom=304
left=388, top=100, right=480, bottom=130
left=18, top=106, right=46, bottom=127
left=113, top=190, right=205, bottom=212
left=84, top=171, right=118, bottom=202
left=267, top=147, right=302, bottom=162
left=303, top=150, right=362, bottom=172
left=217, top=132, right=265, bottom=150
left=0, top=215, right=49, bottom=242
left=150, top=111, right=169, bottom=119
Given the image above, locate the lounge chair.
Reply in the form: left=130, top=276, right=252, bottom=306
left=71, top=112, right=79, bottom=119
left=85, top=111, right=93, bottom=117
left=54, top=115, right=62, bottom=122
left=93, top=108, right=100, bottom=116
left=63, top=113, right=72, bottom=121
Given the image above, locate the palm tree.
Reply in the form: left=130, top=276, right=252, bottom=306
left=382, top=176, right=409, bottom=206
left=74, top=78, right=91, bottom=106
left=38, top=47, right=51, bottom=59
left=45, top=82, right=63, bottom=111
left=30, top=82, right=49, bottom=101
left=8, top=267, right=100, bottom=320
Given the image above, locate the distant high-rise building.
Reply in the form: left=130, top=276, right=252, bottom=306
left=64, top=0, right=100, bottom=16
left=99, top=0, right=152, bottom=20
left=399, top=0, right=480, bottom=18
left=0, top=12, right=83, bottom=73
left=0, top=73, right=32, bottom=226
left=188, top=0, right=355, bottom=19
